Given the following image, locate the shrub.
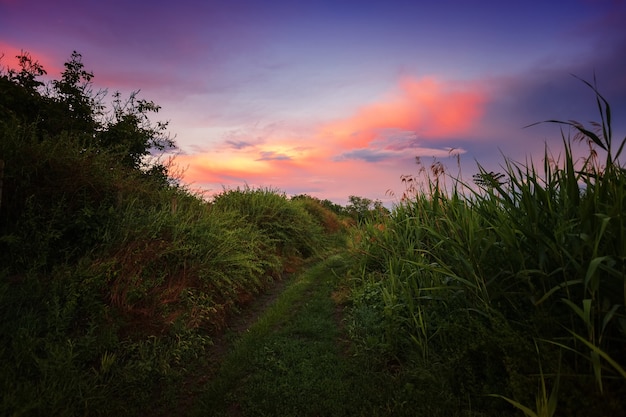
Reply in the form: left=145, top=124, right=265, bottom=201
left=212, top=186, right=328, bottom=259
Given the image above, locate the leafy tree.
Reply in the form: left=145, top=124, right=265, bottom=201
left=0, top=51, right=102, bottom=138
left=346, top=195, right=388, bottom=223
left=0, top=51, right=47, bottom=126
left=0, top=50, right=178, bottom=269
left=319, top=198, right=347, bottom=216
left=291, top=194, right=348, bottom=217
left=4, top=50, right=47, bottom=91
left=0, top=50, right=175, bottom=172
left=51, top=50, right=102, bottom=134
left=98, top=91, right=175, bottom=170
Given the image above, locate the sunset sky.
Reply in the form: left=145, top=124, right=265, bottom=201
left=2, top=0, right=625, bottom=205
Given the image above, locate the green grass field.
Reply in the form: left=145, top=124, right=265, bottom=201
left=2, top=54, right=624, bottom=416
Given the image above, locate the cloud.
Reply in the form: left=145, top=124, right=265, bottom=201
left=176, top=150, right=405, bottom=205
left=319, top=77, right=482, bottom=163
left=256, top=151, right=292, bottom=161
left=469, top=22, right=626, bottom=161
left=226, top=140, right=254, bottom=149
left=334, top=149, right=395, bottom=163
left=334, top=144, right=467, bottom=163
left=376, top=130, right=421, bottom=151
left=175, top=75, right=483, bottom=203
left=320, top=76, right=486, bottom=150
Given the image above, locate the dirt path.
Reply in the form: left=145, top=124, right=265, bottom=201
left=206, top=273, right=295, bottom=368
left=187, top=255, right=410, bottom=417
left=152, top=254, right=408, bottom=417
left=159, top=272, right=296, bottom=416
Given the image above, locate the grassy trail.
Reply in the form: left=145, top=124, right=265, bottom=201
left=185, top=253, right=408, bottom=417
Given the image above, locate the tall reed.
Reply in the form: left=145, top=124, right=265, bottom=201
left=347, top=79, right=626, bottom=415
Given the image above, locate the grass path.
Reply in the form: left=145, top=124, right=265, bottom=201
left=185, top=253, right=412, bottom=417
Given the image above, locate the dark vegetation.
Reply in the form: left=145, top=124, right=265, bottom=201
left=0, top=51, right=349, bottom=416
left=1, top=50, right=624, bottom=416
left=346, top=77, right=626, bottom=416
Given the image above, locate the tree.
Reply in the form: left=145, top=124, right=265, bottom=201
left=0, top=51, right=47, bottom=125
left=319, top=198, right=347, bottom=216
left=51, top=51, right=102, bottom=134
left=1, top=51, right=99, bottom=137
left=97, top=91, right=175, bottom=170
left=0, top=50, right=176, bottom=174
left=346, top=195, right=388, bottom=223
left=5, top=51, right=47, bottom=91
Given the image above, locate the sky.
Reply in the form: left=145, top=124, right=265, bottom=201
left=2, top=0, right=626, bottom=206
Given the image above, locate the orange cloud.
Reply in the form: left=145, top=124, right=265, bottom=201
left=176, top=75, right=487, bottom=202
left=177, top=148, right=403, bottom=204
left=321, top=76, right=486, bottom=149
left=176, top=142, right=319, bottom=190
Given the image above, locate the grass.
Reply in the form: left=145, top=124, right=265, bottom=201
left=344, top=79, right=626, bottom=416
left=192, top=254, right=425, bottom=417
left=0, top=119, right=346, bottom=415
left=194, top=254, right=359, bottom=416
left=3, top=62, right=625, bottom=416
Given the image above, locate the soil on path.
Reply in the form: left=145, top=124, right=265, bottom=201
left=162, top=273, right=296, bottom=416
left=207, top=273, right=295, bottom=368
left=150, top=256, right=352, bottom=417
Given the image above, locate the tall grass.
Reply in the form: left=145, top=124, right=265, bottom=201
left=0, top=121, right=343, bottom=415
left=212, top=186, right=328, bottom=260
left=347, top=80, right=626, bottom=416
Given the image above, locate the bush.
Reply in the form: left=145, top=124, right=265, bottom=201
left=212, top=187, right=328, bottom=260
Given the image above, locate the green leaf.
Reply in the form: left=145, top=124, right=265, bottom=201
left=568, top=329, right=626, bottom=380
left=489, top=394, right=538, bottom=417
left=534, top=279, right=582, bottom=306
left=600, top=304, right=621, bottom=340
left=562, top=298, right=592, bottom=329
left=585, top=256, right=609, bottom=292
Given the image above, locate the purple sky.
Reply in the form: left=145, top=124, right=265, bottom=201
left=2, top=0, right=625, bottom=205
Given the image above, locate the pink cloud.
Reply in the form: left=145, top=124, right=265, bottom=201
left=320, top=76, right=486, bottom=150
left=177, top=150, right=403, bottom=204
left=176, top=75, right=487, bottom=203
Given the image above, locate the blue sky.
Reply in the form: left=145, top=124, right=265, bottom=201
left=2, top=0, right=625, bottom=204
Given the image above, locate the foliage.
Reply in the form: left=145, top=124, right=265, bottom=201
left=194, top=255, right=423, bottom=417
left=212, top=187, right=330, bottom=260
left=7, top=48, right=624, bottom=416
left=345, top=79, right=626, bottom=416
left=0, top=50, right=175, bottom=170
left=290, top=194, right=348, bottom=234
left=346, top=195, right=389, bottom=224
left=98, top=90, right=175, bottom=170
left=0, top=50, right=343, bottom=416
left=291, top=194, right=350, bottom=217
